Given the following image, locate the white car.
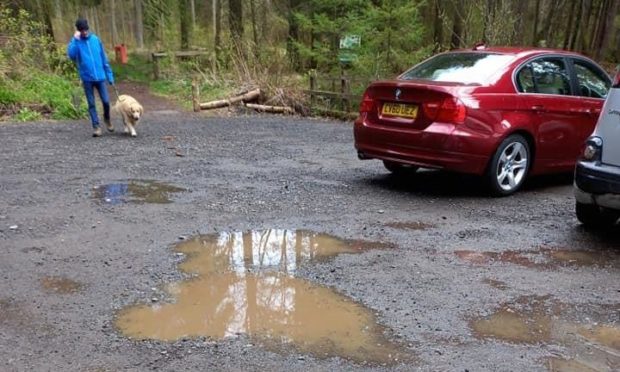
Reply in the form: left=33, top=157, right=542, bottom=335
left=574, top=70, right=620, bottom=226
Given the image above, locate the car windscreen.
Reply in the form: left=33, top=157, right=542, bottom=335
left=399, top=52, right=515, bottom=84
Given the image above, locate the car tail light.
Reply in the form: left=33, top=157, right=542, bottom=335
left=359, top=90, right=375, bottom=114
left=422, top=97, right=467, bottom=124
left=582, top=136, right=603, bottom=161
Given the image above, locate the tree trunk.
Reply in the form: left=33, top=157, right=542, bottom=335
left=563, top=0, right=577, bottom=49
left=250, top=0, right=259, bottom=58
left=111, top=0, right=118, bottom=46
left=229, top=0, right=243, bottom=42
left=214, top=0, right=221, bottom=63
left=432, top=0, right=443, bottom=51
left=190, top=0, right=196, bottom=28
left=287, top=0, right=301, bottom=70
left=134, top=0, right=144, bottom=50
left=569, top=0, right=584, bottom=50
left=532, top=0, right=541, bottom=45
left=180, top=0, right=190, bottom=50
left=450, top=0, right=463, bottom=49
left=592, top=0, right=616, bottom=60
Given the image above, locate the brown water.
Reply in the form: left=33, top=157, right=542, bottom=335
left=40, top=276, right=83, bottom=294
left=93, top=180, right=185, bottom=205
left=385, top=221, right=434, bottom=230
left=455, top=248, right=619, bottom=269
left=116, top=229, right=407, bottom=365
left=470, top=296, right=620, bottom=371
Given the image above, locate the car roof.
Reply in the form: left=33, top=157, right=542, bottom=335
left=448, top=46, right=588, bottom=60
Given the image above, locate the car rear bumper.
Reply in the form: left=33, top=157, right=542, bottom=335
left=354, top=116, right=492, bottom=175
left=574, top=161, right=620, bottom=210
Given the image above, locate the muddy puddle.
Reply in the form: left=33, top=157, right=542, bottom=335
left=93, top=180, right=185, bottom=205
left=471, top=296, right=620, bottom=371
left=40, top=276, right=83, bottom=294
left=116, top=229, right=408, bottom=365
left=455, top=248, right=620, bottom=269
left=385, top=221, right=434, bottom=231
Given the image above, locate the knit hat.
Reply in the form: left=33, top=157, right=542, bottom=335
left=75, top=19, right=89, bottom=31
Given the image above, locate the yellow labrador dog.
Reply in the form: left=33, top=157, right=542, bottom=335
left=114, top=94, right=143, bottom=137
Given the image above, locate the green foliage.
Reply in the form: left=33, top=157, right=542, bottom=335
left=15, top=107, right=42, bottom=122
left=293, top=0, right=429, bottom=78
left=112, top=53, right=153, bottom=83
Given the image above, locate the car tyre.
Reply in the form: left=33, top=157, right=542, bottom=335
left=576, top=202, right=619, bottom=227
left=383, top=160, right=418, bottom=175
left=486, top=134, right=530, bottom=196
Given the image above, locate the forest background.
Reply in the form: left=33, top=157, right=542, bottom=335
left=1, top=0, right=619, bottom=121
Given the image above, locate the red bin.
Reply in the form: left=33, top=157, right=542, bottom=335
left=114, top=44, right=128, bottom=64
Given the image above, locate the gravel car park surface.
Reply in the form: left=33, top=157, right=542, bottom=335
left=1, top=105, right=619, bottom=371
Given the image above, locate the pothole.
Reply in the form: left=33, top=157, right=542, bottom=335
left=470, top=296, right=620, bottom=371
left=115, top=229, right=409, bottom=365
left=455, top=248, right=620, bottom=269
left=40, top=276, right=83, bottom=294
left=384, top=221, right=434, bottom=230
left=93, top=180, right=186, bottom=204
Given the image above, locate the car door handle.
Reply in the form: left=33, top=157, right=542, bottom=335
left=531, top=105, right=545, bottom=112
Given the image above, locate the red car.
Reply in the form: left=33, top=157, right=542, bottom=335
left=354, top=46, right=612, bottom=195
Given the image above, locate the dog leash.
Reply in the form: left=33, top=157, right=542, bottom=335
left=111, top=83, right=123, bottom=101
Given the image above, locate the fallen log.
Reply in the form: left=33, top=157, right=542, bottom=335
left=244, top=103, right=294, bottom=115
left=198, top=88, right=261, bottom=110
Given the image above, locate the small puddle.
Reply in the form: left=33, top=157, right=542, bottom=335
left=40, top=276, right=83, bottom=294
left=93, top=180, right=185, bottom=205
left=116, top=229, right=408, bottom=365
left=482, top=278, right=509, bottom=290
left=455, top=248, right=620, bottom=269
left=385, top=221, right=434, bottom=231
left=470, top=296, right=620, bottom=371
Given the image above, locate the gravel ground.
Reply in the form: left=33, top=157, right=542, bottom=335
left=0, top=108, right=618, bottom=372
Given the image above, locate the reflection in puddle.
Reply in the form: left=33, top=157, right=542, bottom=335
left=93, top=180, right=185, bottom=205
left=40, top=276, right=83, bottom=294
left=385, top=221, right=434, bottom=231
left=116, top=230, right=407, bottom=365
left=471, top=296, right=620, bottom=371
left=455, top=248, right=620, bottom=269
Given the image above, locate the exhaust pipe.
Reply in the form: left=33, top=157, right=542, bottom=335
left=357, top=151, right=370, bottom=160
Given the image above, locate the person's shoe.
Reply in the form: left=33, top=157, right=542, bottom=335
left=92, top=127, right=102, bottom=137
left=104, top=118, right=114, bottom=132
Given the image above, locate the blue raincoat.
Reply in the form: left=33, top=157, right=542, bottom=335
left=67, top=33, right=114, bottom=83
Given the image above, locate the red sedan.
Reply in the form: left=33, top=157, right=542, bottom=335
left=354, top=46, right=612, bottom=195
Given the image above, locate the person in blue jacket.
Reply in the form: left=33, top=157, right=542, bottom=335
left=67, top=19, right=115, bottom=137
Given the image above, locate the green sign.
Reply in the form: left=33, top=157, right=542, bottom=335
left=339, top=35, right=361, bottom=65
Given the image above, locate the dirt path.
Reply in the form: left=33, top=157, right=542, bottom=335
left=114, top=81, right=184, bottom=113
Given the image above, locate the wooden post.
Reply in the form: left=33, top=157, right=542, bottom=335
left=340, top=73, right=350, bottom=113
left=152, top=53, right=160, bottom=80
left=191, top=78, right=200, bottom=112
left=309, top=70, right=316, bottom=109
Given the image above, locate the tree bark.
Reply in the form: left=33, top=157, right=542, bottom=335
left=450, top=0, right=464, bottom=49
left=198, top=89, right=261, bottom=110
left=214, top=0, right=221, bottom=63
left=250, top=0, right=259, bottom=58
left=111, top=0, right=118, bottom=46
left=532, top=0, right=541, bottom=45
left=432, top=0, right=443, bottom=52
left=562, top=0, right=577, bottom=49
left=134, top=0, right=144, bottom=49
left=180, top=0, right=190, bottom=50
left=229, top=0, right=243, bottom=42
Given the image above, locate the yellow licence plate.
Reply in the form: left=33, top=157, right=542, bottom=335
left=381, top=102, right=418, bottom=118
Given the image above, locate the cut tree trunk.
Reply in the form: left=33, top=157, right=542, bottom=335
left=198, top=89, right=261, bottom=110
left=244, top=103, right=294, bottom=114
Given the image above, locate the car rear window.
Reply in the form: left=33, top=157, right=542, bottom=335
left=400, top=52, right=515, bottom=84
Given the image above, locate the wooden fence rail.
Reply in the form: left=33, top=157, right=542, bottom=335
left=151, top=51, right=211, bottom=80
left=306, top=71, right=371, bottom=119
